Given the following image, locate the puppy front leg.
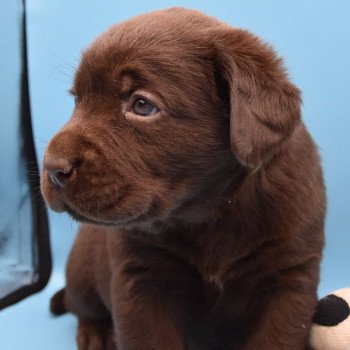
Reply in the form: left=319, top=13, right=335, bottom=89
left=235, top=258, right=319, bottom=350
left=110, top=269, right=187, bottom=350
left=77, top=319, right=115, bottom=350
left=241, top=276, right=318, bottom=350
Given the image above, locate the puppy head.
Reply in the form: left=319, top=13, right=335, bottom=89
left=41, top=8, right=301, bottom=228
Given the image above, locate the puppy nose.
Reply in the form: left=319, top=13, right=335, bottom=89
left=43, top=158, right=75, bottom=188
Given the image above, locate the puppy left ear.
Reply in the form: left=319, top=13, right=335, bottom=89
left=216, top=29, right=301, bottom=168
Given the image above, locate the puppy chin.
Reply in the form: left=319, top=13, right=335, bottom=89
left=42, top=189, right=99, bottom=224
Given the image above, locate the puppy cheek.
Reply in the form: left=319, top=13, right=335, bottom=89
left=40, top=170, right=65, bottom=212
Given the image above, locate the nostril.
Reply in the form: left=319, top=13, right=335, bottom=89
left=44, top=158, right=77, bottom=189
left=48, top=166, right=75, bottom=189
left=56, top=166, right=74, bottom=181
left=56, top=167, right=74, bottom=179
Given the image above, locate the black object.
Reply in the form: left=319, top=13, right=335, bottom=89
left=0, top=0, right=51, bottom=310
left=313, top=294, right=350, bottom=327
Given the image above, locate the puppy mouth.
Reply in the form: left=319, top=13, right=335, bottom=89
left=63, top=203, right=107, bottom=225
left=62, top=194, right=156, bottom=228
left=61, top=194, right=124, bottom=226
left=42, top=166, right=180, bottom=228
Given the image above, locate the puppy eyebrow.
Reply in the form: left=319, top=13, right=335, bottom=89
left=118, top=70, right=145, bottom=100
left=70, top=69, right=146, bottom=100
left=119, top=74, right=134, bottom=94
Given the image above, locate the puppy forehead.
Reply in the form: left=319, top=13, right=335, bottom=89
left=95, top=7, right=222, bottom=48
left=81, top=8, right=222, bottom=67
left=73, top=8, right=226, bottom=98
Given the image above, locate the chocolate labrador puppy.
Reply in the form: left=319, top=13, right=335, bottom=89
left=41, top=7, right=326, bottom=350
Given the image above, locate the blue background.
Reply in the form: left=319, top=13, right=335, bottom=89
left=1, top=1, right=349, bottom=349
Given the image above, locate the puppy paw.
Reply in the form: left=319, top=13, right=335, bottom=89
left=50, top=288, right=67, bottom=315
left=77, top=320, right=116, bottom=350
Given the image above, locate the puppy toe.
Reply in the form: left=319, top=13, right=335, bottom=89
left=77, top=320, right=116, bottom=350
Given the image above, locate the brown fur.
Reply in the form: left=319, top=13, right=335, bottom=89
left=41, top=7, right=326, bottom=350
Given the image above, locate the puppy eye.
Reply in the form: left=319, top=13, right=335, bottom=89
left=131, top=98, right=158, bottom=116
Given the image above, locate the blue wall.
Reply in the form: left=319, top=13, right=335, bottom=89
left=0, top=1, right=349, bottom=349
left=28, top=0, right=350, bottom=296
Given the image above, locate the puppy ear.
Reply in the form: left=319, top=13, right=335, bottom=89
left=216, top=29, right=301, bottom=168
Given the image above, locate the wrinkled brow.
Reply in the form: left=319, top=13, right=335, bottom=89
left=69, top=71, right=137, bottom=99
left=70, top=62, right=153, bottom=100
